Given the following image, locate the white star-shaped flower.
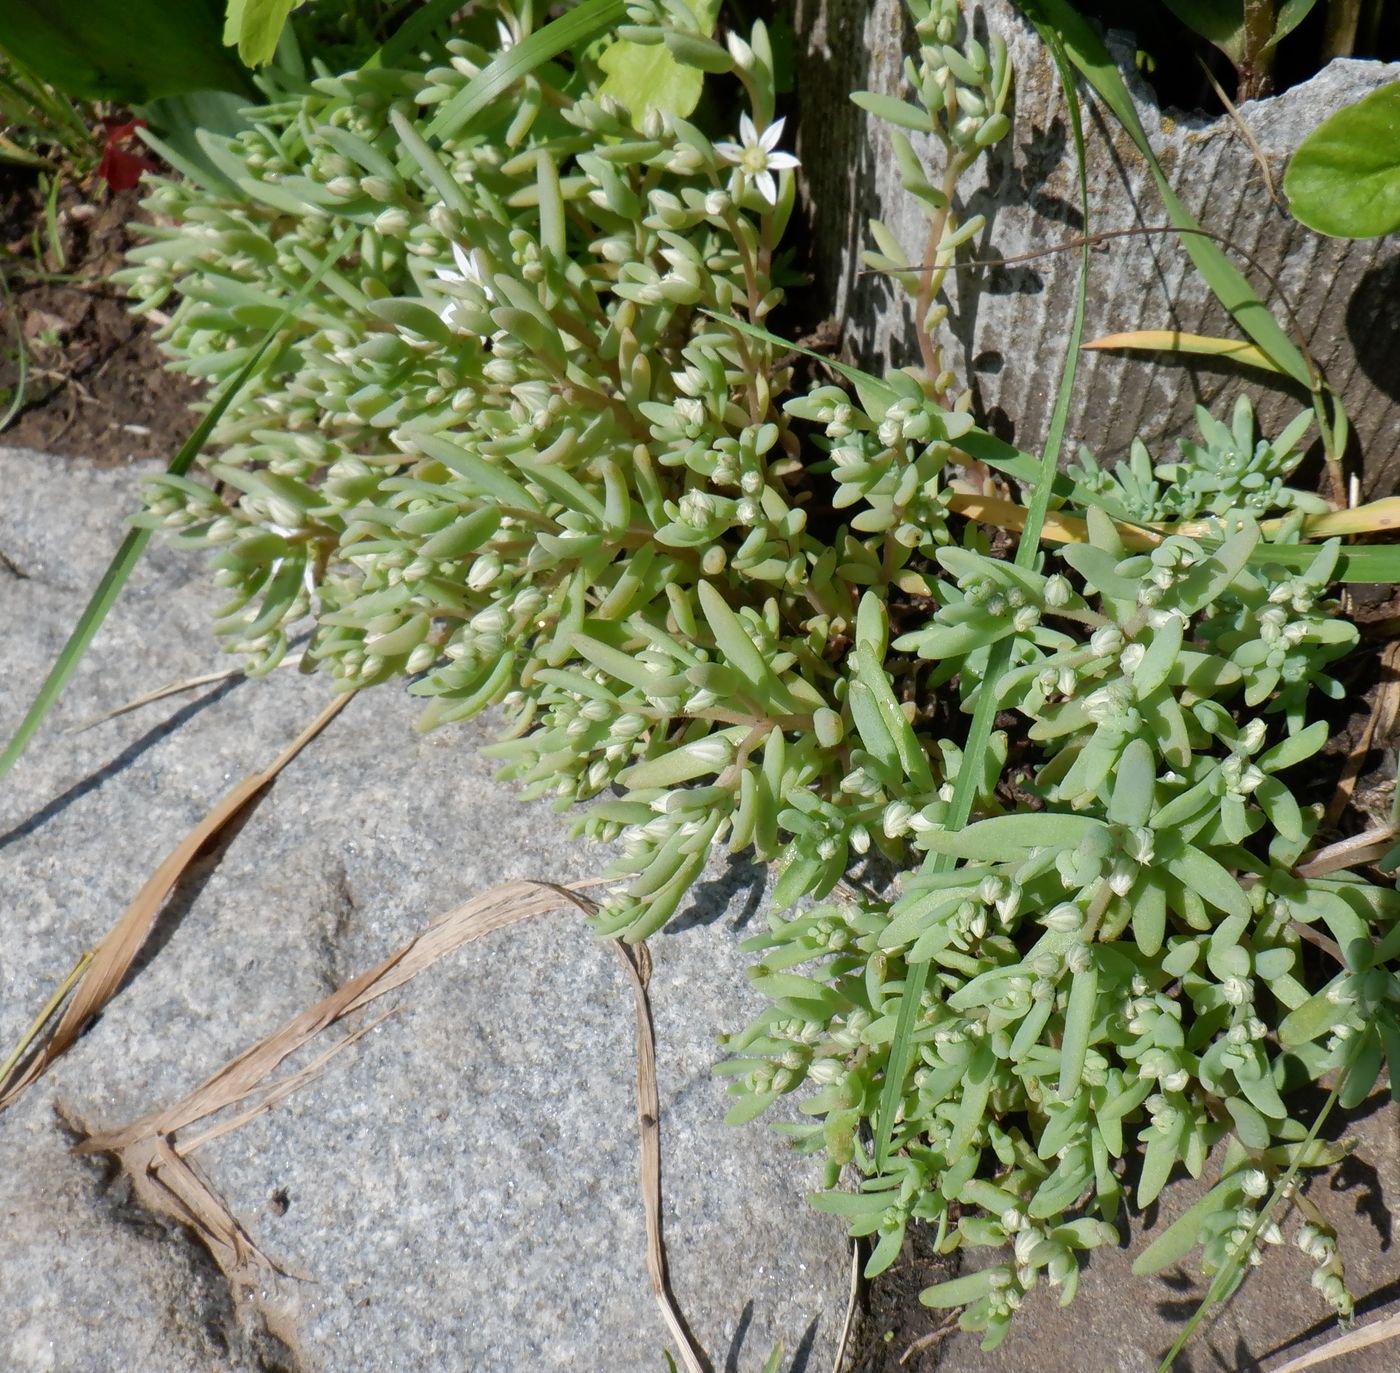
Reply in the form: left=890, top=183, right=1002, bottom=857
left=432, top=242, right=493, bottom=332
left=714, top=114, right=800, bottom=207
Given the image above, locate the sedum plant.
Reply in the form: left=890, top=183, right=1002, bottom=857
left=1068, top=394, right=1330, bottom=524
left=118, top=0, right=1396, bottom=1354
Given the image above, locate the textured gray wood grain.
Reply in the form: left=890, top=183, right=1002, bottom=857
left=792, top=0, right=1399, bottom=493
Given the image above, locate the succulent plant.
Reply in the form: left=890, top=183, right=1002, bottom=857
left=120, top=0, right=1391, bottom=1353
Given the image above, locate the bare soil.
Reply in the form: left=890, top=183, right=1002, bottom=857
left=1, top=169, right=198, bottom=464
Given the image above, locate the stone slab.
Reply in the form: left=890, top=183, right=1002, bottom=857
left=0, top=448, right=847, bottom=1373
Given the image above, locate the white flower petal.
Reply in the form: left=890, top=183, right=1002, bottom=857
left=738, top=112, right=759, bottom=147
left=754, top=169, right=778, bottom=205
left=714, top=140, right=744, bottom=166
left=451, top=241, right=475, bottom=279
left=759, top=117, right=786, bottom=152
left=766, top=150, right=800, bottom=172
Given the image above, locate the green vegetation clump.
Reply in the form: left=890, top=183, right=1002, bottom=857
left=116, top=0, right=1395, bottom=1352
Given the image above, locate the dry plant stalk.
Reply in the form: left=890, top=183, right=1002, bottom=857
left=74, top=878, right=709, bottom=1373
left=1323, top=638, right=1400, bottom=828
left=67, top=654, right=304, bottom=735
left=1267, top=1305, right=1400, bottom=1372
left=0, top=692, right=352, bottom=1109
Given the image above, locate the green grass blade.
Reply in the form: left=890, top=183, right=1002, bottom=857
left=369, top=0, right=466, bottom=69
left=425, top=0, right=627, bottom=142
left=0, top=225, right=357, bottom=784
left=0, top=267, right=29, bottom=430
left=1250, top=542, right=1400, bottom=583
left=1016, top=0, right=1312, bottom=390
left=872, top=27, right=1095, bottom=1170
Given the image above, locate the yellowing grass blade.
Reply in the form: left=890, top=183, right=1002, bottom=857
left=1083, top=329, right=1284, bottom=375
left=0, top=692, right=352, bottom=1110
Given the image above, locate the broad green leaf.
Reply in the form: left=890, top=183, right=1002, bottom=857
left=1133, top=617, right=1184, bottom=699
left=918, top=812, right=1107, bottom=859
left=808, top=1189, right=895, bottom=1218
left=696, top=580, right=797, bottom=711
left=847, top=681, right=899, bottom=775
left=851, top=90, right=934, bottom=132
left=600, top=41, right=702, bottom=116
left=1257, top=719, right=1328, bottom=771
left=1279, top=985, right=1345, bottom=1047
left=599, top=0, right=721, bottom=118
left=571, top=633, right=669, bottom=695
left=409, top=432, right=539, bottom=511
left=724, top=1090, right=778, bottom=1126
left=1340, top=1024, right=1383, bottom=1108
left=1133, top=877, right=1168, bottom=957
left=855, top=644, right=933, bottom=790
left=864, top=1225, right=906, bottom=1278
left=619, top=733, right=739, bottom=789
left=224, top=0, right=297, bottom=66
left=1234, top=1048, right=1287, bottom=1119
left=1162, top=0, right=1245, bottom=62
left=1138, top=1122, right=1181, bottom=1208
left=1166, top=846, right=1249, bottom=918
left=949, top=1045, right=996, bottom=1159
left=0, top=0, right=253, bottom=104
left=1225, top=1097, right=1271, bottom=1149
left=1285, top=81, right=1400, bottom=239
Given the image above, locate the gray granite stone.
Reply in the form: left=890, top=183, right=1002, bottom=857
left=0, top=448, right=847, bottom=1373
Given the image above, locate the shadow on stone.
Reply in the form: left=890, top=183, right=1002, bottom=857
left=0, top=676, right=242, bottom=852
left=670, top=854, right=768, bottom=935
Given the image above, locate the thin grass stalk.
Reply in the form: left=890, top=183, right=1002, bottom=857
left=0, top=224, right=357, bottom=784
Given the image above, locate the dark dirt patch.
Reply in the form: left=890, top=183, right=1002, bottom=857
left=1, top=168, right=198, bottom=465
left=845, top=1225, right=960, bottom=1372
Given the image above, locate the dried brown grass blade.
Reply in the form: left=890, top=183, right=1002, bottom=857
left=75, top=876, right=710, bottom=1370
left=1293, top=824, right=1400, bottom=881
left=612, top=935, right=708, bottom=1373
left=1266, top=1308, right=1400, bottom=1373
left=0, top=692, right=352, bottom=1111
left=831, top=1241, right=860, bottom=1373
left=66, top=655, right=304, bottom=734
left=1324, top=639, right=1400, bottom=828
left=174, top=1009, right=398, bottom=1156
